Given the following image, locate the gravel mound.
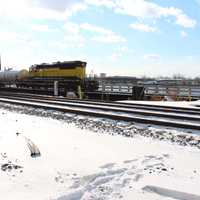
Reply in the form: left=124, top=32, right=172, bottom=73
left=1, top=102, right=200, bottom=149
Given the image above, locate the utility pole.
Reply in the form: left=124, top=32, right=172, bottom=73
left=0, top=54, right=1, bottom=71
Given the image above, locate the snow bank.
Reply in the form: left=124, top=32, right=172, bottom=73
left=119, top=100, right=200, bottom=109
left=143, top=185, right=200, bottom=200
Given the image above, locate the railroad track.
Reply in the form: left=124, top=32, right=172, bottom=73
left=0, top=92, right=200, bottom=131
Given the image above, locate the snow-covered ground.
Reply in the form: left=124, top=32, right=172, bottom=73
left=120, top=99, right=200, bottom=109
left=1, top=103, right=200, bottom=200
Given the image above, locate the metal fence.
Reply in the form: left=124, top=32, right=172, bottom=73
left=145, top=85, right=200, bottom=97
left=99, top=84, right=200, bottom=98
left=98, top=84, right=133, bottom=93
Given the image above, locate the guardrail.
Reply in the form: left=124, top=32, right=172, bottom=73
left=145, top=85, right=200, bottom=98
left=98, top=84, right=200, bottom=98
left=98, top=85, right=133, bottom=93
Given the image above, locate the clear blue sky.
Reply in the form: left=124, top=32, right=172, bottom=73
left=0, top=0, right=199, bottom=77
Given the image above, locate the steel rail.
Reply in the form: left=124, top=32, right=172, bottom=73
left=0, top=91, right=200, bottom=115
left=0, top=94, right=200, bottom=122
left=0, top=96, right=200, bottom=130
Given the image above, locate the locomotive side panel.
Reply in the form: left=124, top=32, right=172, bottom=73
left=29, top=66, right=86, bottom=80
left=29, top=61, right=86, bottom=80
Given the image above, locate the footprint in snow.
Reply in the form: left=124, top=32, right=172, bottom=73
left=142, top=155, right=165, bottom=164
left=123, top=158, right=138, bottom=164
left=133, top=174, right=143, bottom=182
left=100, top=163, right=115, bottom=169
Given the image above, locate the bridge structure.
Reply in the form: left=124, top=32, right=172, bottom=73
left=144, top=84, right=200, bottom=100
left=97, top=83, right=200, bottom=100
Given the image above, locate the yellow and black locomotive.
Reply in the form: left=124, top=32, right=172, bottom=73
left=0, top=61, right=99, bottom=95
left=29, top=61, right=86, bottom=80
